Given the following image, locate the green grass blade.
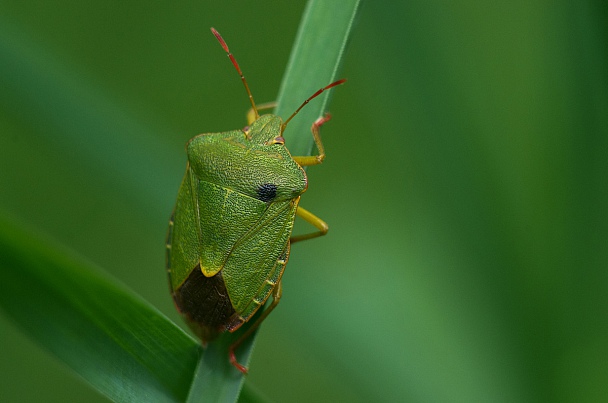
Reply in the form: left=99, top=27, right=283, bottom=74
left=189, top=0, right=361, bottom=401
left=186, top=320, right=259, bottom=403
left=0, top=214, right=201, bottom=403
left=275, top=0, right=361, bottom=156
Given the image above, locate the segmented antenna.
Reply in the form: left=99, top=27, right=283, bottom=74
left=211, top=28, right=259, bottom=119
left=281, top=79, right=347, bottom=132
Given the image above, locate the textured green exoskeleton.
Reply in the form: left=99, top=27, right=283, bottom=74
left=166, top=28, right=345, bottom=374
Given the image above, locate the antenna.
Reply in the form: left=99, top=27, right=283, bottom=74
left=281, top=79, right=347, bottom=132
left=211, top=28, right=259, bottom=119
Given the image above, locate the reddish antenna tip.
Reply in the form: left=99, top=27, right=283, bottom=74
left=210, top=27, right=259, bottom=119
left=329, top=78, right=347, bottom=88
left=210, top=28, right=229, bottom=53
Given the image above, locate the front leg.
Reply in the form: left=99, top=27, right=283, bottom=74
left=292, top=113, right=332, bottom=167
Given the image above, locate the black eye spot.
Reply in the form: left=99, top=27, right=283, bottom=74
left=256, top=183, right=277, bottom=202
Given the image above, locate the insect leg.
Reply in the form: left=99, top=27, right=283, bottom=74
left=246, top=102, right=277, bottom=124
left=229, top=281, right=283, bottom=374
left=290, top=206, right=329, bottom=243
left=292, top=113, right=332, bottom=167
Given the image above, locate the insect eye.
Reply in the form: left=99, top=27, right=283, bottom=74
left=242, top=126, right=252, bottom=139
left=256, top=183, right=277, bottom=202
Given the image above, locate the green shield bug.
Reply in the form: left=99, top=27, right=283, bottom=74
left=166, top=28, right=345, bottom=374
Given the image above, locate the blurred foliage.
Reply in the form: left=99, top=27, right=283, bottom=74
left=1, top=1, right=607, bottom=402
left=0, top=216, right=201, bottom=402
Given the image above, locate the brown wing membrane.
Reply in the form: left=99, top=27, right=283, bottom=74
left=172, top=264, right=236, bottom=343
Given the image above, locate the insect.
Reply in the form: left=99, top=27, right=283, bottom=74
left=166, top=27, right=345, bottom=374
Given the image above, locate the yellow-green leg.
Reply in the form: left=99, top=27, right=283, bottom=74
left=229, top=280, right=283, bottom=374
left=290, top=113, right=332, bottom=243
left=291, top=206, right=328, bottom=243
left=292, top=113, right=331, bottom=167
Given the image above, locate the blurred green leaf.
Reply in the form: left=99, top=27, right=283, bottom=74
left=0, top=214, right=200, bottom=402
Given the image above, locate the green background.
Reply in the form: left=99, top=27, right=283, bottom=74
left=1, top=1, right=607, bottom=402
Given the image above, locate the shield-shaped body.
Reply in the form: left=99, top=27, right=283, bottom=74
left=166, top=115, right=307, bottom=342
